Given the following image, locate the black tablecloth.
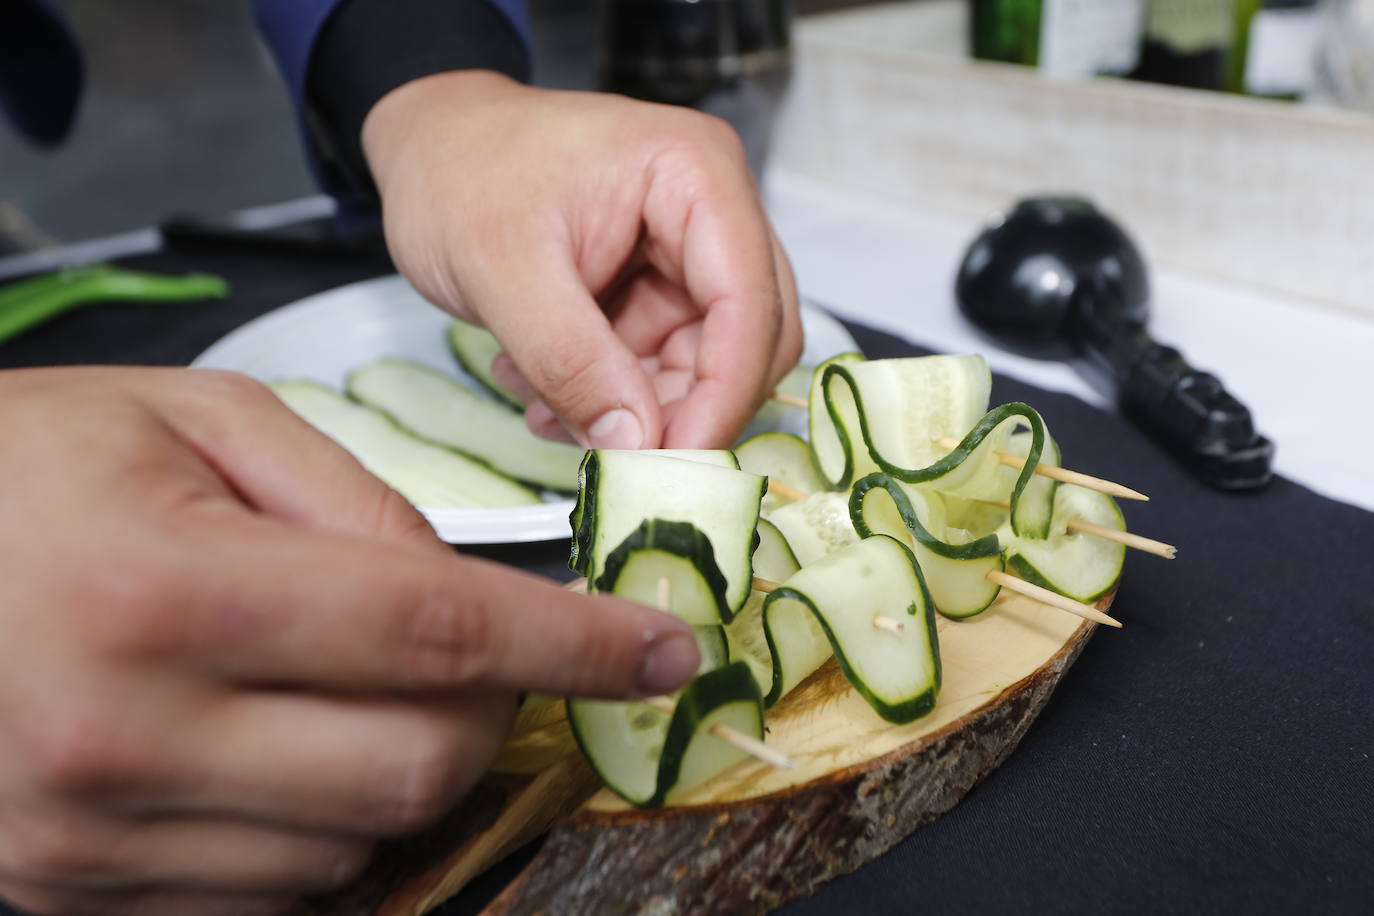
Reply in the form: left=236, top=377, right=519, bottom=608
left=1, top=246, right=1370, bottom=915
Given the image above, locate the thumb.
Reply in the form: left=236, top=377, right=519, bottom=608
left=472, top=257, right=663, bottom=450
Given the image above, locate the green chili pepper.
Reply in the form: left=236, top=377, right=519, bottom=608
left=0, top=264, right=229, bottom=346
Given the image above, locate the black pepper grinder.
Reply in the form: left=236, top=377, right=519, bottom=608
left=955, top=196, right=1274, bottom=491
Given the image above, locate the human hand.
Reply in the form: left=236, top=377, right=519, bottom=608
left=0, top=367, right=699, bottom=916
left=362, top=71, right=803, bottom=450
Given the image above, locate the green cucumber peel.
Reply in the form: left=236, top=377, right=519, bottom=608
left=821, top=381, right=1059, bottom=539
left=592, top=518, right=733, bottom=625
left=566, top=660, right=763, bottom=809
left=446, top=320, right=525, bottom=410
left=850, top=473, right=1001, bottom=561
left=1000, top=485, right=1125, bottom=603
left=568, top=450, right=764, bottom=616
left=807, top=351, right=866, bottom=489
left=762, top=535, right=942, bottom=723
left=849, top=472, right=1005, bottom=620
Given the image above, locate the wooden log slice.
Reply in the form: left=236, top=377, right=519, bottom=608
left=479, top=589, right=1111, bottom=915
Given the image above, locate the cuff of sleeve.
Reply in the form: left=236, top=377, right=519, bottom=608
left=305, top=0, right=532, bottom=211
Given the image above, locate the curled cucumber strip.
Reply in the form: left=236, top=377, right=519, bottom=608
left=850, top=473, right=1005, bottom=619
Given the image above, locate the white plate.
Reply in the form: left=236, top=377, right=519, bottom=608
left=192, top=274, right=858, bottom=543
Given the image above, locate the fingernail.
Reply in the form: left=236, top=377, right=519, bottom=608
left=638, top=631, right=700, bottom=696
left=587, top=408, right=644, bottom=450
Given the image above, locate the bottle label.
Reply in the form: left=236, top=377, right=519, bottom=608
left=1143, top=0, right=1235, bottom=54
left=1039, top=0, right=1146, bottom=77
left=1244, top=8, right=1320, bottom=96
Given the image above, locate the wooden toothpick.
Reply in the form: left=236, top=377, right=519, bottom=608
left=642, top=696, right=795, bottom=769
left=986, top=570, right=1122, bottom=628
left=767, top=480, right=809, bottom=502
left=1066, top=517, right=1176, bottom=558
left=751, top=576, right=780, bottom=594
left=982, top=499, right=1175, bottom=559
left=872, top=615, right=906, bottom=635
left=755, top=575, right=901, bottom=635
left=649, top=576, right=794, bottom=770
left=933, top=436, right=1148, bottom=502
left=771, top=392, right=809, bottom=410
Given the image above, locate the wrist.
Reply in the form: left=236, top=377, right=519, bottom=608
left=361, top=70, right=529, bottom=196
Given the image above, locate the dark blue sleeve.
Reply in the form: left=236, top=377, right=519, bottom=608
left=0, top=0, right=84, bottom=146
left=252, top=0, right=531, bottom=212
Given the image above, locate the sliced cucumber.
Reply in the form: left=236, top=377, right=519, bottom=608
left=724, top=519, right=808, bottom=699
left=447, top=320, right=524, bottom=409
left=567, top=661, right=762, bottom=808
left=863, top=403, right=1059, bottom=541
left=570, top=450, right=764, bottom=619
left=271, top=381, right=541, bottom=508
left=346, top=359, right=583, bottom=494
left=807, top=351, right=866, bottom=489
left=1001, top=484, right=1125, bottom=603
left=752, top=518, right=801, bottom=583
left=763, top=535, right=940, bottom=724
left=767, top=490, right=858, bottom=567
left=592, top=519, right=732, bottom=626
left=850, top=473, right=1004, bottom=619
left=816, top=355, right=990, bottom=489
left=641, top=449, right=740, bottom=469
left=736, top=432, right=826, bottom=516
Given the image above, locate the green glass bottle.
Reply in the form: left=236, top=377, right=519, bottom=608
left=971, top=0, right=1146, bottom=78
left=1130, top=0, right=1238, bottom=90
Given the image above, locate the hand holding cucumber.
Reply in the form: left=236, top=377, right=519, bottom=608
left=0, top=367, right=699, bottom=916
left=361, top=71, right=803, bottom=452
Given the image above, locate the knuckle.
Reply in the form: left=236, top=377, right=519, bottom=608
left=189, top=369, right=274, bottom=410
left=523, top=342, right=603, bottom=414
left=375, top=732, right=466, bottom=835
left=403, top=587, right=500, bottom=689
left=5, top=810, right=112, bottom=884
left=29, top=713, right=143, bottom=797
left=368, top=485, right=435, bottom=545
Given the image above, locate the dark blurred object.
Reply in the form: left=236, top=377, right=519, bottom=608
left=1131, top=0, right=1236, bottom=90
left=161, top=213, right=388, bottom=261
left=970, top=0, right=1145, bottom=77
left=956, top=196, right=1274, bottom=491
left=599, top=0, right=794, bottom=174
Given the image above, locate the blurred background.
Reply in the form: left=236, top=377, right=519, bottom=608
left=6, top=0, right=1369, bottom=251
left=0, top=0, right=870, bottom=247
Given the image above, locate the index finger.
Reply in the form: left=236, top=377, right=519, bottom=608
left=641, top=144, right=799, bottom=447
left=160, top=514, right=701, bottom=700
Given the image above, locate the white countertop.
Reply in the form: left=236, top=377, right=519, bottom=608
left=765, top=170, right=1374, bottom=513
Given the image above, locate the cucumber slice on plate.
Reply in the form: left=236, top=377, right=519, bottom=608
left=814, top=354, right=990, bottom=489
left=569, top=450, right=764, bottom=619
left=271, top=381, right=541, bottom=508
left=735, top=431, right=826, bottom=516
left=592, top=519, right=733, bottom=626
left=567, top=661, right=763, bottom=809
left=1001, top=484, right=1126, bottom=603
left=851, top=473, right=1005, bottom=619
left=763, top=535, right=941, bottom=724
left=447, top=320, right=524, bottom=409
left=347, top=359, right=583, bottom=493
